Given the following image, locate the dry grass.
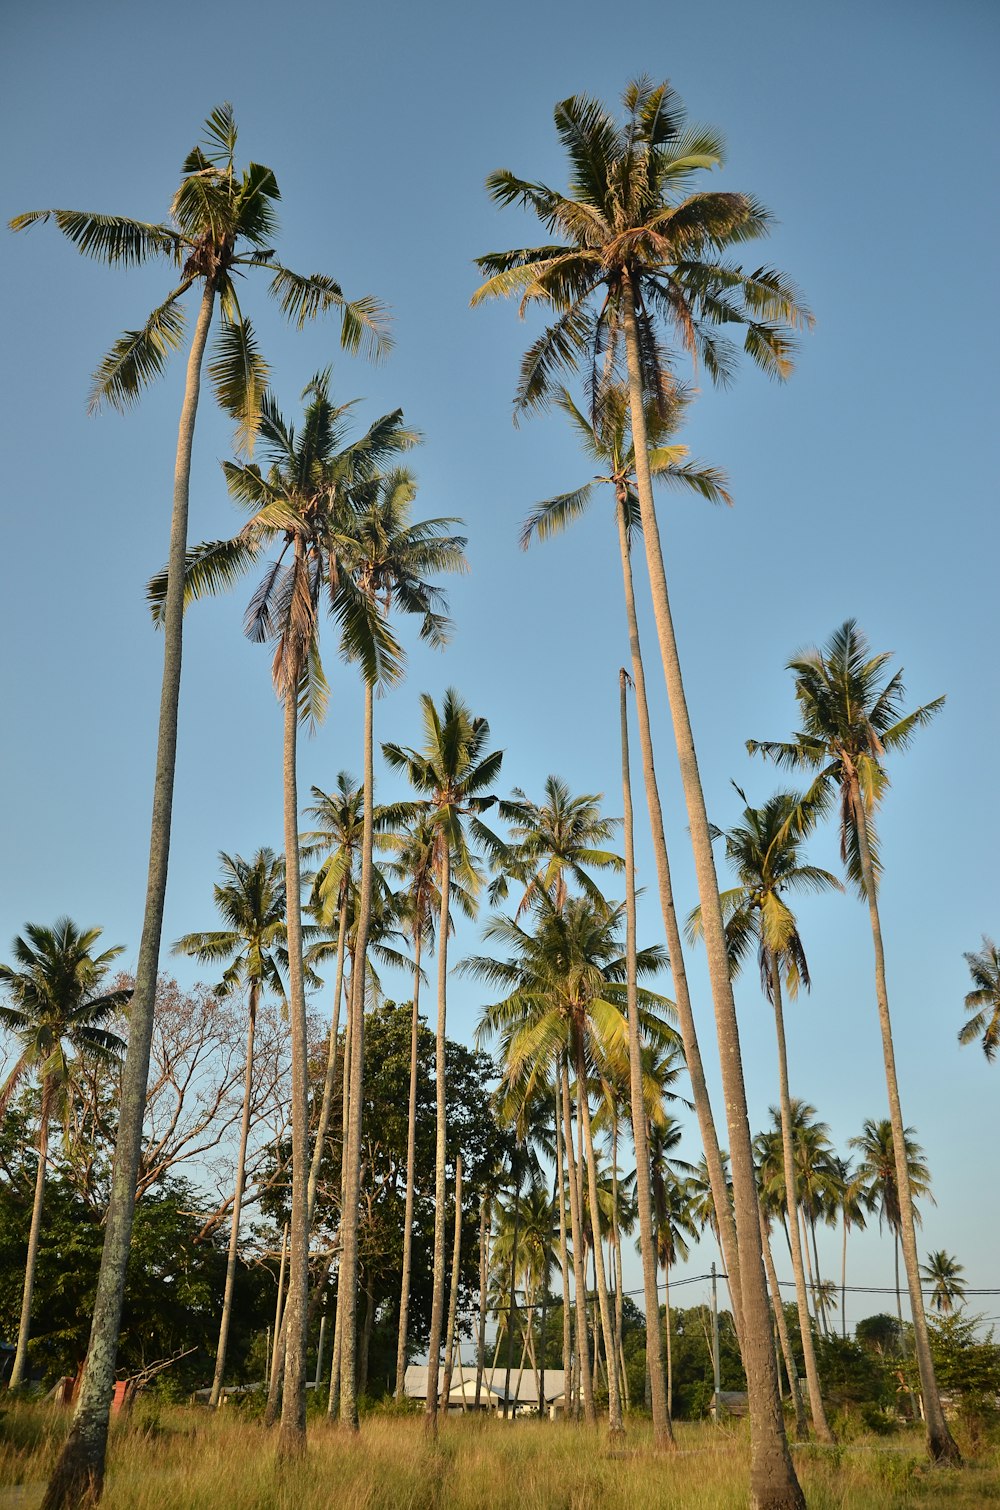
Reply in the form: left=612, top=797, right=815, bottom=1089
left=1, top=1405, right=998, bottom=1509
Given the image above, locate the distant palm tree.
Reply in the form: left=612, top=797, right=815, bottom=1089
left=496, top=775, right=622, bottom=914
left=384, top=690, right=503, bottom=1433
left=836, top=1157, right=869, bottom=1341
left=173, top=849, right=287, bottom=1407
left=850, top=1118, right=933, bottom=1329
left=959, top=936, right=1000, bottom=1062
left=647, top=1119, right=698, bottom=1418
left=749, top=619, right=957, bottom=1465
left=20, top=107, right=388, bottom=1508
left=920, top=1251, right=966, bottom=1315
left=0, top=920, right=127, bottom=1390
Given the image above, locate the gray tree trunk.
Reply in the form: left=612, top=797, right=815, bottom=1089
left=770, top=963, right=833, bottom=1442
left=554, top=1072, right=573, bottom=1417
left=42, top=279, right=217, bottom=1510
left=440, top=1154, right=463, bottom=1407
left=621, top=280, right=802, bottom=1510
left=846, top=769, right=957, bottom=1461
left=307, top=895, right=349, bottom=1223
left=423, top=842, right=451, bottom=1435
left=560, top=1060, right=595, bottom=1423
left=209, top=984, right=258, bottom=1407
left=759, top=1201, right=808, bottom=1440
left=618, top=668, right=672, bottom=1447
left=338, top=681, right=375, bottom=1430
left=576, top=1037, right=623, bottom=1435
left=394, top=928, right=424, bottom=1396
left=613, top=491, right=744, bottom=1344
left=474, top=1195, right=489, bottom=1409
left=9, top=1087, right=51, bottom=1389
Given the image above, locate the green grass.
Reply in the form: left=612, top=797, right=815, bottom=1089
left=1, top=1405, right=998, bottom=1508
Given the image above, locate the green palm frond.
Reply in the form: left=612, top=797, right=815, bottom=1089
left=268, top=266, right=392, bottom=359
left=88, top=286, right=191, bottom=412
left=208, top=305, right=269, bottom=455
left=147, top=532, right=266, bottom=625
left=9, top=210, right=183, bottom=266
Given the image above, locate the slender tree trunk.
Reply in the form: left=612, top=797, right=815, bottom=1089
left=269, top=1223, right=289, bottom=1390
left=395, top=929, right=424, bottom=1397
left=278, top=664, right=311, bottom=1455
left=9, top=1092, right=50, bottom=1390
left=664, top=1268, right=673, bottom=1422
left=358, top=1276, right=375, bottom=1401
left=613, top=490, right=744, bottom=1344
left=810, top=1219, right=829, bottom=1337
left=621, top=282, right=801, bottom=1510
left=610, top=1128, right=625, bottom=1409
left=424, top=842, right=451, bottom=1435
left=759, top=1202, right=808, bottom=1440
left=770, top=964, right=833, bottom=1442
left=576, top=1037, right=623, bottom=1436
left=561, top=1059, right=595, bottom=1424
left=475, top=1196, right=489, bottom=1409
left=503, top=1167, right=521, bottom=1420
left=307, top=895, right=349, bottom=1223
left=554, top=1072, right=573, bottom=1417
left=441, top=1154, right=463, bottom=1408
left=42, top=280, right=217, bottom=1510
left=846, top=772, right=958, bottom=1462
left=339, top=681, right=375, bottom=1431
left=209, top=984, right=259, bottom=1407
left=841, top=1222, right=848, bottom=1342
left=326, top=953, right=356, bottom=1421
left=618, top=668, right=673, bottom=1446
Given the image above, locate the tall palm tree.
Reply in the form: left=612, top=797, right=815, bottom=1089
left=690, top=788, right=839, bottom=1442
left=959, top=936, right=1000, bottom=1062
left=172, top=848, right=287, bottom=1407
left=386, top=815, right=477, bottom=1399
left=920, top=1252, right=966, bottom=1315
left=383, top=690, right=503, bottom=1433
left=333, top=472, right=467, bottom=1429
left=496, top=775, right=622, bottom=914
left=0, top=920, right=128, bottom=1391
left=850, top=1118, right=933, bottom=1332
left=471, top=894, right=676, bottom=1438
left=474, top=81, right=812, bottom=1503
left=152, top=375, right=414, bottom=1450
left=749, top=620, right=957, bottom=1463
left=19, top=108, right=388, bottom=1509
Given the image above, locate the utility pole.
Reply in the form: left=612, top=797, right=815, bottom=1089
left=711, top=1261, right=721, bottom=1422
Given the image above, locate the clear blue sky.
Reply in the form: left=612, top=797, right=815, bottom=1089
left=2, top=0, right=998, bottom=1326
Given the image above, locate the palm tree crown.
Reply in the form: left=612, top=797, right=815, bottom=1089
left=172, top=848, right=287, bottom=999
left=959, top=936, right=1000, bottom=1062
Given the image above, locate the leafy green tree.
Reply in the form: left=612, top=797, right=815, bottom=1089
left=15, top=107, right=388, bottom=1508
left=474, top=80, right=811, bottom=1503
left=173, top=848, right=287, bottom=1406
left=383, top=690, right=503, bottom=1432
left=0, top=921, right=128, bottom=1389
left=749, top=619, right=956, bottom=1464
left=959, top=936, right=1000, bottom=1062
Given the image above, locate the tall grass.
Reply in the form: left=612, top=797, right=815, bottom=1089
left=1, top=1405, right=996, bottom=1508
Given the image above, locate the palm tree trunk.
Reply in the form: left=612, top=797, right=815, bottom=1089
left=810, top=1219, right=829, bottom=1337
left=554, top=1072, right=573, bottom=1417
left=560, top=1058, right=595, bottom=1423
left=621, top=280, right=802, bottom=1510
left=42, top=279, right=217, bottom=1510
left=424, top=841, right=451, bottom=1436
left=278, top=663, right=312, bottom=1455
left=209, top=982, right=259, bottom=1407
left=395, top=928, right=424, bottom=1397
left=326, top=950, right=356, bottom=1420
left=770, top=963, right=833, bottom=1442
left=307, top=895, right=349, bottom=1223
left=841, top=1221, right=848, bottom=1342
left=338, top=680, right=375, bottom=1431
left=9, top=1088, right=51, bottom=1390
left=576, top=1036, right=623, bottom=1436
left=269, top=1223, right=289, bottom=1390
left=503, top=1167, right=521, bottom=1420
left=475, top=1196, right=489, bottom=1409
left=759, top=1201, right=808, bottom=1440
left=358, top=1273, right=375, bottom=1400
left=664, top=1267, right=673, bottom=1421
left=441, top=1154, right=464, bottom=1407
left=847, top=770, right=958, bottom=1463
left=618, top=667, right=673, bottom=1447
left=613, top=492, right=744, bottom=1344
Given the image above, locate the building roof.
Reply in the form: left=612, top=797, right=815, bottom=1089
left=403, top=1362, right=567, bottom=1405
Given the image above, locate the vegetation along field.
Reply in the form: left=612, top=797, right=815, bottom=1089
left=2, top=3, right=997, bottom=1507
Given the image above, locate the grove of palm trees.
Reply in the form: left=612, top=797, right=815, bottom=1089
left=2, top=8, right=997, bottom=1509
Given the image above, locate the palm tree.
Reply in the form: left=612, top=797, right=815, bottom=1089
left=474, top=82, right=812, bottom=1503
left=496, top=775, right=622, bottom=914
left=959, top=936, right=1000, bottom=1061
left=0, top=920, right=128, bottom=1390
left=647, top=1119, right=699, bottom=1418
left=850, top=1119, right=934, bottom=1332
left=836, top=1157, right=869, bottom=1341
left=386, top=815, right=477, bottom=1399
left=172, top=849, right=287, bottom=1407
left=920, top=1252, right=966, bottom=1315
left=333, top=472, right=467, bottom=1429
left=19, top=108, right=388, bottom=1509
left=472, top=894, right=676, bottom=1437
left=690, top=788, right=839, bottom=1441
left=749, top=620, right=957, bottom=1464
left=383, top=691, right=503, bottom=1433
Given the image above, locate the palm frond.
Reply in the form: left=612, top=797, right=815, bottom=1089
left=87, top=286, right=191, bottom=413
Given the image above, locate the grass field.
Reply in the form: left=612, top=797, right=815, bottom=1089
left=1, top=1405, right=998, bottom=1508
